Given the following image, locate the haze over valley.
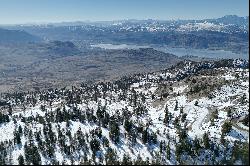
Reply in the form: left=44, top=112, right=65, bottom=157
left=0, top=15, right=249, bottom=93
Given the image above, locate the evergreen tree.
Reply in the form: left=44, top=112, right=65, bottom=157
left=212, top=109, right=219, bottom=119
left=18, top=125, right=23, bottom=135
left=193, top=136, right=201, bottom=155
left=164, top=105, right=169, bottom=113
left=142, top=128, right=148, bottom=144
left=90, top=138, right=100, bottom=154
left=203, top=132, right=210, bottom=149
left=109, top=120, right=120, bottom=144
left=175, top=143, right=182, bottom=163
left=124, top=119, right=132, bottom=132
left=166, top=141, right=171, bottom=160
left=18, top=155, right=24, bottom=165
left=174, top=100, right=178, bottom=111
left=134, top=154, right=144, bottom=165
left=181, top=113, right=187, bottom=123
left=159, top=141, right=163, bottom=153
left=121, top=153, right=132, bottom=165
left=14, top=129, right=22, bottom=145
left=163, top=113, right=169, bottom=126
left=105, top=148, right=118, bottom=165
left=221, top=121, right=232, bottom=135
left=180, top=106, right=184, bottom=114
left=24, top=142, right=41, bottom=165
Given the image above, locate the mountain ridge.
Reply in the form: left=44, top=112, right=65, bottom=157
left=0, top=28, right=42, bottom=44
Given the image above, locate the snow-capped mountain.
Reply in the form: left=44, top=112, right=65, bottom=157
left=175, top=21, right=247, bottom=33
left=106, top=15, right=249, bottom=33
left=4, top=15, right=248, bottom=34
left=2, top=15, right=248, bottom=53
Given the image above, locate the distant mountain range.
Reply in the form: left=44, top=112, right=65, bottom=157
left=0, top=15, right=248, bottom=53
left=108, top=15, right=249, bottom=34
left=2, top=15, right=248, bottom=32
left=208, top=15, right=249, bottom=26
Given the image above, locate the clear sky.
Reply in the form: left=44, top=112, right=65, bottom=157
left=0, top=0, right=248, bottom=24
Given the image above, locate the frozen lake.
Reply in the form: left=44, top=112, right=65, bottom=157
left=91, top=43, right=249, bottom=60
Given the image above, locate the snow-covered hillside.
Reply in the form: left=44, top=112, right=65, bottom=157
left=0, top=59, right=249, bottom=165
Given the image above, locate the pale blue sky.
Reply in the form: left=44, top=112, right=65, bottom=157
left=0, top=0, right=248, bottom=24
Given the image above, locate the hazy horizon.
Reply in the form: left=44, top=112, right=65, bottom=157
left=0, top=0, right=248, bottom=25
left=0, top=14, right=248, bottom=26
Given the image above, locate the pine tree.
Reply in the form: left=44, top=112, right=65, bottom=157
left=221, top=121, right=232, bottom=135
left=121, top=153, right=132, bottom=165
left=160, top=141, right=163, bottom=153
left=14, top=129, right=22, bottom=145
left=181, top=113, right=187, bottom=123
left=203, top=132, right=210, bottom=149
left=227, top=108, right=232, bottom=117
left=164, top=105, right=169, bottom=113
left=180, top=106, right=184, bottom=114
left=166, top=142, right=171, bottom=160
left=193, top=136, right=201, bottom=155
left=175, top=143, right=182, bottom=163
left=174, top=100, right=178, bottom=111
left=124, top=119, right=132, bottom=132
left=105, top=148, right=118, bottom=165
left=173, top=117, right=180, bottom=127
left=134, top=154, right=144, bottom=165
left=142, top=128, right=148, bottom=144
left=24, top=142, right=41, bottom=165
left=90, top=138, right=100, bottom=154
left=18, top=125, right=23, bottom=135
left=212, top=109, right=219, bottom=119
left=163, top=113, right=169, bottom=126
left=18, top=155, right=24, bottom=165
left=109, top=120, right=120, bottom=144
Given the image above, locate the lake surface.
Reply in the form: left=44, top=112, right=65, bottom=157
left=91, top=43, right=249, bottom=60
